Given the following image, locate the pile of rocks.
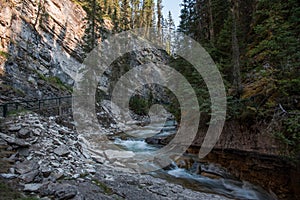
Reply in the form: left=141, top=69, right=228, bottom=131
left=0, top=113, right=95, bottom=199
left=0, top=113, right=229, bottom=200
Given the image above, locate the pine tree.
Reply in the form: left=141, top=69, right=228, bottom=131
left=144, top=0, right=155, bottom=36
left=121, top=0, right=131, bottom=30
left=178, top=0, right=192, bottom=35
left=82, top=0, right=104, bottom=53
left=230, top=0, right=242, bottom=96
left=165, top=11, right=175, bottom=54
left=156, top=0, right=163, bottom=39
left=131, top=0, right=141, bottom=29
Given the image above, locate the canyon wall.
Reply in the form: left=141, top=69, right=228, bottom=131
left=0, top=0, right=88, bottom=100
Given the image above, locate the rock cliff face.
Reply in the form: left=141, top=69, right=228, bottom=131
left=0, top=0, right=88, bottom=100
left=188, top=120, right=299, bottom=200
left=0, top=0, right=169, bottom=104
left=194, top=119, right=283, bottom=155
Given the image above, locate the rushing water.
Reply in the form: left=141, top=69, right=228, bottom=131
left=113, top=120, right=275, bottom=200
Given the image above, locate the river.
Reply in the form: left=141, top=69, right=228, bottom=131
left=112, top=119, right=276, bottom=200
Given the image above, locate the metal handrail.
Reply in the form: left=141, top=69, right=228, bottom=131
left=0, top=96, right=73, bottom=117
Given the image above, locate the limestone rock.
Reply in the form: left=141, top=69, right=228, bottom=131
left=54, top=184, right=78, bottom=200
left=15, top=160, right=39, bottom=175
left=0, top=132, right=30, bottom=147
left=17, top=128, right=31, bottom=138
left=19, top=169, right=39, bottom=183
left=24, top=183, right=43, bottom=192
left=104, top=150, right=135, bottom=160
left=54, top=145, right=70, bottom=156
left=8, top=125, right=22, bottom=132
left=0, top=173, right=18, bottom=179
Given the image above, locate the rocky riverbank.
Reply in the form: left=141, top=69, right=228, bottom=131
left=145, top=127, right=298, bottom=200
left=0, top=113, right=230, bottom=200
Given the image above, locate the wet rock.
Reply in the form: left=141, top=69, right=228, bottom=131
left=54, top=145, right=70, bottom=156
left=24, top=183, right=43, bottom=192
left=54, top=184, right=78, bottom=200
left=145, top=134, right=174, bottom=145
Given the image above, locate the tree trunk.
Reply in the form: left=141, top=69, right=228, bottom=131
left=231, top=0, right=242, bottom=96
left=91, top=0, right=96, bottom=49
left=208, top=0, right=215, bottom=44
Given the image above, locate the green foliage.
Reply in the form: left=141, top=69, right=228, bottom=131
left=81, top=0, right=105, bottom=53
left=0, top=51, right=9, bottom=59
left=248, top=0, right=300, bottom=71
left=7, top=109, right=30, bottom=117
left=178, top=0, right=299, bottom=112
left=0, top=83, right=25, bottom=97
left=92, top=179, right=114, bottom=195
left=35, top=71, right=72, bottom=92
left=167, top=57, right=211, bottom=122
left=0, top=181, right=21, bottom=200
left=0, top=176, right=37, bottom=200
left=278, top=79, right=300, bottom=99
left=274, top=113, right=300, bottom=161
left=129, top=95, right=150, bottom=116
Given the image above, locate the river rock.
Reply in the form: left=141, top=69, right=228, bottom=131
left=145, top=134, right=174, bottom=145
